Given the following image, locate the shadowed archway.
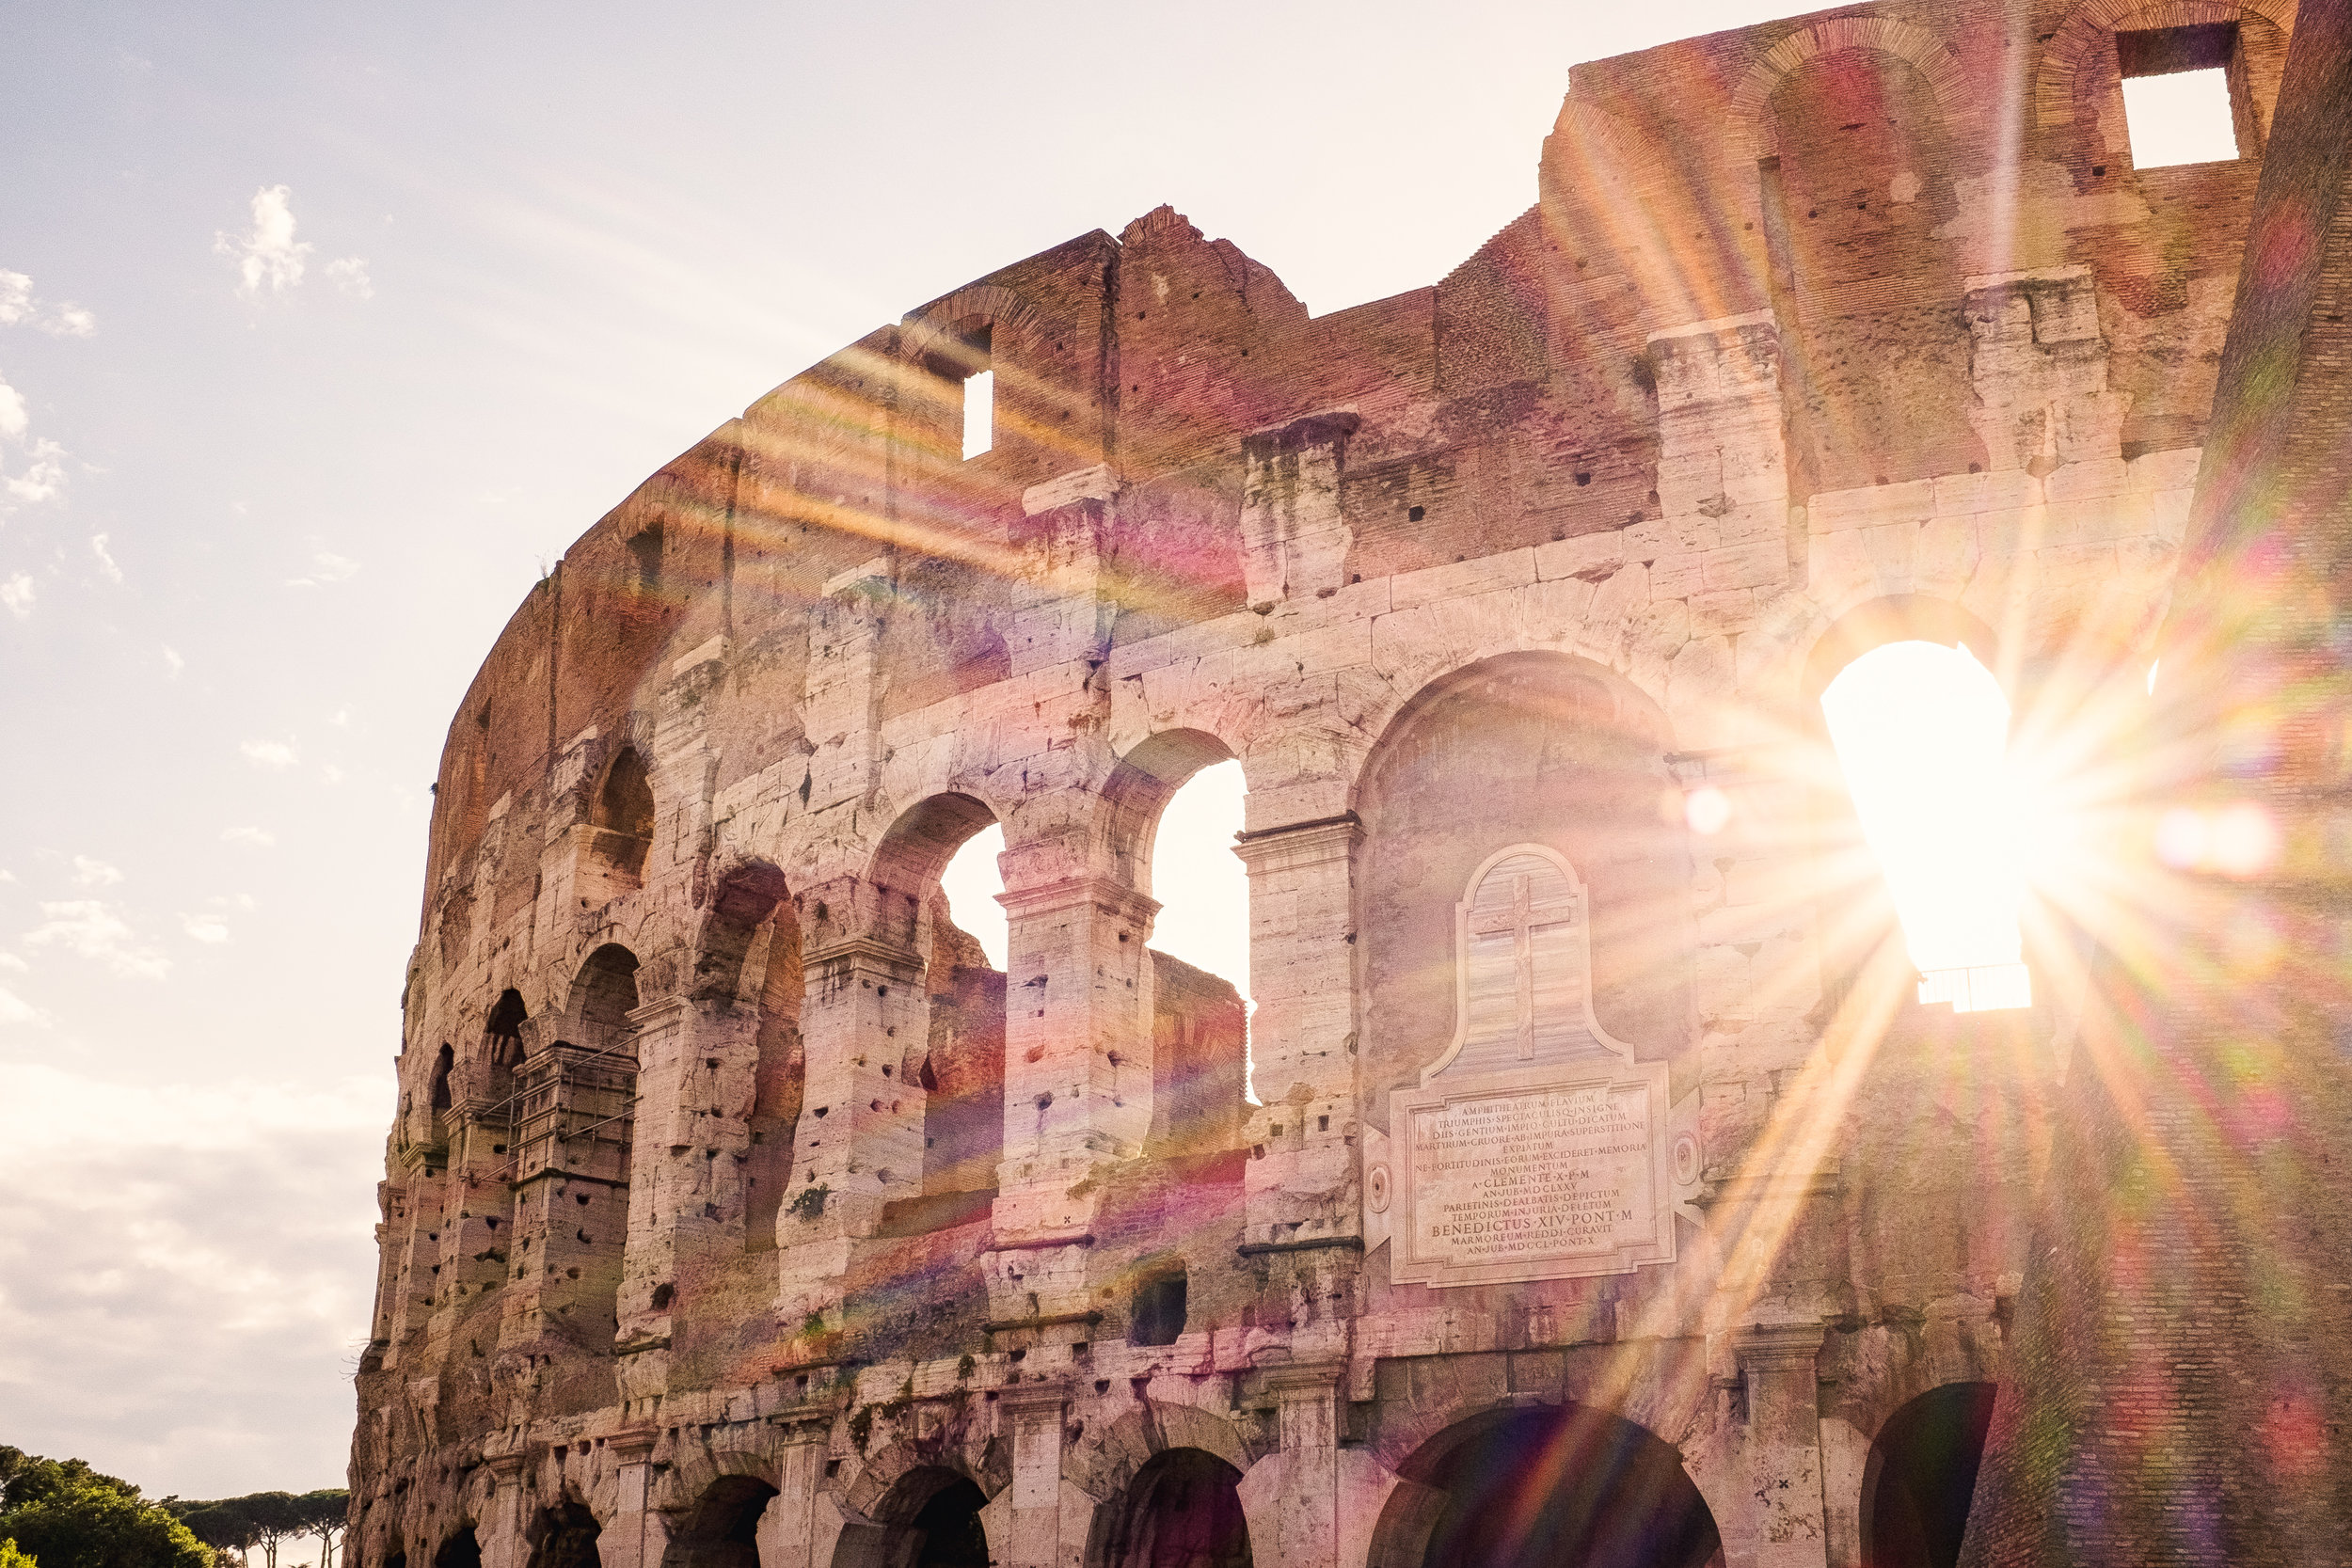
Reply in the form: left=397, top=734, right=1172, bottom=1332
left=1861, top=1382, right=1998, bottom=1568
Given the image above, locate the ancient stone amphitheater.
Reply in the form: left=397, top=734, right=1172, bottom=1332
left=351, top=2, right=2352, bottom=1565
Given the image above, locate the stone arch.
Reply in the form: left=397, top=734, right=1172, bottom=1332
left=431, top=1526, right=483, bottom=1568
left=899, top=283, right=1061, bottom=373
left=1856, top=1382, right=2000, bottom=1568
left=658, top=1467, right=778, bottom=1568
left=1366, top=1402, right=1721, bottom=1568
left=2036, top=0, right=2295, bottom=136
left=1799, top=594, right=2008, bottom=711
left=1099, top=728, right=1239, bottom=896
left=1350, top=651, right=1678, bottom=800
left=655, top=1444, right=781, bottom=1516
left=834, top=1453, right=1000, bottom=1568
left=842, top=1438, right=1003, bottom=1521
left=1077, top=1401, right=1253, bottom=1506
left=521, top=1498, right=601, bottom=1568
left=1728, top=16, right=1965, bottom=161
left=689, top=859, right=792, bottom=1003
left=566, top=942, right=644, bottom=1037
left=1351, top=652, right=1692, bottom=1123
left=1088, top=1446, right=1251, bottom=1568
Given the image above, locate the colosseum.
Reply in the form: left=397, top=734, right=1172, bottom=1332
left=352, top=2, right=2352, bottom=1565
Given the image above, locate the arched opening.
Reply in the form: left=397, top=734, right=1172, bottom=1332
left=661, top=1477, right=776, bottom=1568
left=1104, top=1448, right=1250, bottom=1568
left=569, top=943, right=643, bottom=1037
left=485, top=989, right=529, bottom=1067
left=687, top=866, right=806, bottom=1253
left=428, top=1043, right=455, bottom=1111
left=1103, top=733, right=1253, bottom=1130
left=432, top=1529, right=481, bottom=1568
left=876, top=795, right=1006, bottom=1210
left=908, top=1479, right=989, bottom=1568
left=1391, top=1405, right=1720, bottom=1568
left=524, top=1502, right=600, bottom=1568
left=1811, top=611, right=2029, bottom=1014
left=1861, top=1383, right=1998, bottom=1568
left=579, top=747, right=656, bottom=904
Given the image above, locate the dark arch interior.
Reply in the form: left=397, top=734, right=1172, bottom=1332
left=1110, top=1449, right=1249, bottom=1568
left=661, top=1476, right=776, bottom=1568
left=485, top=989, right=529, bottom=1063
left=906, top=1476, right=988, bottom=1568
left=434, top=1529, right=481, bottom=1568
left=1413, top=1406, right=1720, bottom=1568
left=428, top=1043, right=455, bottom=1110
left=1863, top=1382, right=1998, bottom=1568
left=592, top=749, right=656, bottom=876
left=526, top=1502, right=600, bottom=1568
left=571, top=944, right=642, bottom=1036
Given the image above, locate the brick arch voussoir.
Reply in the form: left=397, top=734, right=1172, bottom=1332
left=1728, top=16, right=1966, bottom=161
left=1348, top=643, right=1679, bottom=814
left=1081, top=1400, right=1252, bottom=1500
left=900, top=282, right=1062, bottom=371
left=652, top=1442, right=781, bottom=1516
left=2036, top=0, right=2296, bottom=129
left=841, top=1436, right=1000, bottom=1522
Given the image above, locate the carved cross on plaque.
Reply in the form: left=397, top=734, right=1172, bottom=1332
left=1466, top=868, right=1581, bottom=1059
left=1423, top=844, right=1624, bottom=1083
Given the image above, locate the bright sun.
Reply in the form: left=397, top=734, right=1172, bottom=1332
left=1820, top=640, right=2032, bottom=1013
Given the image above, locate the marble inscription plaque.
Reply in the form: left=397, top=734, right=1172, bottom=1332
left=1391, top=1060, right=1674, bottom=1288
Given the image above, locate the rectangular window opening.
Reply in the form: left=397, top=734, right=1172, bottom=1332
left=961, top=369, right=994, bottom=460
left=2118, top=24, right=2243, bottom=168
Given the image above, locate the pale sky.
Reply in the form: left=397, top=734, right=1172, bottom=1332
left=0, top=0, right=1800, bottom=1497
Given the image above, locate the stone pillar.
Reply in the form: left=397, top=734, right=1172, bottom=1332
left=1236, top=1363, right=1344, bottom=1568
left=1232, top=816, right=1361, bottom=1249
left=773, top=903, right=930, bottom=1333
left=990, top=872, right=1159, bottom=1246
left=1241, top=414, right=1359, bottom=608
left=480, top=1453, right=529, bottom=1568
left=1731, top=1323, right=1829, bottom=1568
left=803, top=565, right=890, bottom=813
left=754, top=1413, right=832, bottom=1568
left=985, top=1387, right=1075, bottom=1568
left=598, top=1432, right=666, bottom=1568
left=616, top=996, right=760, bottom=1354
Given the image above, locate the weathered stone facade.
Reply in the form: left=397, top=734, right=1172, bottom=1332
left=351, top=4, right=2321, bottom=1566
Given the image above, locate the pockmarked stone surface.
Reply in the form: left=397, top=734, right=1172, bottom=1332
left=1392, top=1065, right=1672, bottom=1287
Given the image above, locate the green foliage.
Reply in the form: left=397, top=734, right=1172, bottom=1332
left=3, top=1537, right=40, bottom=1568
left=0, top=1449, right=208, bottom=1568
left=786, top=1184, right=828, bottom=1222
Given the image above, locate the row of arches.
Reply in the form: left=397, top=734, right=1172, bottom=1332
left=378, top=1382, right=1994, bottom=1568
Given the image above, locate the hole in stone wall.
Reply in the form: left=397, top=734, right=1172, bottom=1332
left=1820, top=641, right=2030, bottom=1012
left=2117, top=24, right=2242, bottom=167
left=1129, top=1266, right=1188, bottom=1347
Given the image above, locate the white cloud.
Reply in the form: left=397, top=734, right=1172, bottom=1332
left=0, top=953, right=24, bottom=972
left=0, top=573, right=32, bottom=617
left=240, top=739, right=298, bottom=769
left=326, top=257, right=373, bottom=300
left=179, top=913, right=230, bottom=944
left=0, top=982, right=49, bottom=1027
left=89, top=533, right=121, bottom=583
left=218, top=826, right=275, bottom=847
left=285, top=551, right=359, bottom=589
left=162, top=645, right=183, bottom=679
left=23, top=899, right=170, bottom=980
left=320, top=764, right=344, bottom=784
left=0, top=373, right=25, bottom=439
left=0, top=272, right=91, bottom=337
left=72, top=856, right=123, bottom=887
left=5, top=437, right=66, bottom=503
left=216, top=185, right=313, bottom=297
